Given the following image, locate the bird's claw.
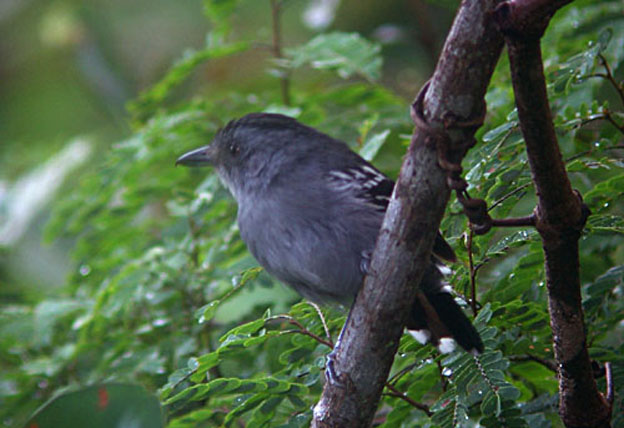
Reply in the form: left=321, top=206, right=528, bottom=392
left=324, top=349, right=347, bottom=389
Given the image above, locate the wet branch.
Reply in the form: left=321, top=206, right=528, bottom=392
left=495, top=0, right=613, bottom=426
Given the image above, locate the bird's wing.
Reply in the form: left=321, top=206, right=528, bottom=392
left=327, top=161, right=456, bottom=262
left=327, top=164, right=394, bottom=212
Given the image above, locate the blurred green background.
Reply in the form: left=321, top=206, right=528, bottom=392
left=1, top=0, right=206, bottom=297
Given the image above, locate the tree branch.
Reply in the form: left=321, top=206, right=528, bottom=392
left=311, top=1, right=504, bottom=426
left=495, top=1, right=613, bottom=427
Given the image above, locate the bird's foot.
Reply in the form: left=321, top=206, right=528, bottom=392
left=324, top=349, right=350, bottom=389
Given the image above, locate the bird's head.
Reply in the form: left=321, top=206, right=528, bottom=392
left=176, top=113, right=313, bottom=199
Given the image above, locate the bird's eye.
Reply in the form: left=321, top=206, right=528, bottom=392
left=229, top=144, right=239, bottom=155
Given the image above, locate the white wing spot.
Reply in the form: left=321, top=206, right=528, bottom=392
left=362, top=165, right=385, bottom=179
left=349, top=168, right=366, bottom=179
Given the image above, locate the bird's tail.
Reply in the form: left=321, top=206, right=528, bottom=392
left=406, top=265, right=484, bottom=354
left=407, top=291, right=483, bottom=354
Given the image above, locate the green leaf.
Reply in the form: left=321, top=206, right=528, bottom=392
left=189, top=352, right=221, bottom=383
left=487, top=230, right=537, bottom=257
left=587, top=265, right=624, bottom=295
left=248, top=396, right=284, bottom=425
left=220, top=318, right=266, bottom=341
left=359, top=129, right=390, bottom=161
left=585, top=173, right=624, bottom=212
left=285, top=32, right=382, bottom=81
left=33, top=299, right=85, bottom=346
left=587, top=215, right=624, bottom=234
left=481, top=390, right=502, bottom=416
left=195, top=300, right=220, bottom=324
left=482, top=121, right=515, bottom=143
left=597, top=28, right=613, bottom=53
left=223, top=393, right=269, bottom=426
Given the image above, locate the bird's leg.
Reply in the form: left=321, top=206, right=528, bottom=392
left=325, top=298, right=356, bottom=388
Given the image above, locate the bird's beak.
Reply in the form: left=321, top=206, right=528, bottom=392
left=175, top=145, right=216, bottom=167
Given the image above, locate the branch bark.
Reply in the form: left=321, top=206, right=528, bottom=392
left=311, top=1, right=503, bottom=426
left=495, top=1, right=613, bottom=427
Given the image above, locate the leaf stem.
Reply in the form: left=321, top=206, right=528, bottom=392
left=598, top=53, right=624, bottom=107
left=383, top=383, right=432, bottom=416
left=268, top=315, right=334, bottom=348
left=270, top=0, right=291, bottom=105
left=467, top=230, right=478, bottom=316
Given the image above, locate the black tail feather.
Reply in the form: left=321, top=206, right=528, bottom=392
left=407, top=291, right=483, bottom=354
left=427, top=292, right=483, bottom=353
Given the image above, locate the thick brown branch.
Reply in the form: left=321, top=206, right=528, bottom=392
left=495, top=0, right=575, bottom=39
left=311, top=1, right=504, bottom=426
left=496, top=1, right=612, bottom=427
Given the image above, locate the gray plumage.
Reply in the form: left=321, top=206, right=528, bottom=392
left=177, top=113, right=483, bottom=354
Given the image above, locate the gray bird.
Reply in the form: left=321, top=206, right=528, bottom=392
left=177, top=113, right=483, bottom=354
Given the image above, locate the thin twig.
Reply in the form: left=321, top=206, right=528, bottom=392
left=474, top=259, right=490, bottom=273
left=598, top=53, right=624, bottom=106
left=573, top=111, right=624, bottom=135
left=467, top=230, right=478, bottom=316
left=526, top=354, right=557, bottom=372
left=510, top=354, right=558, bottom=372
left=474, top=354, right=499, bottom=392
left=586, top=72, right=610, bottom=80
left=219, top=270, right=257, bottom=302
left=436, top=359, right=448, bottom=392
left=488, top=182, right=532, bottom=211
left=187, top=215, right=200, bottom=267
left=268, top=315, right=334, bottom=348
left=491, top=214, right=536, bottom=227
left=307, top=301, right=333, bottom=345
left=383, top=382, right=432, bottom=416
left=565, top=143, right=624, bottom=163
left=270, top=0, right=291, bottom=105
left=388, top=362, right=420, bottom=385
left=604, top=111, right=624, bottom=135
